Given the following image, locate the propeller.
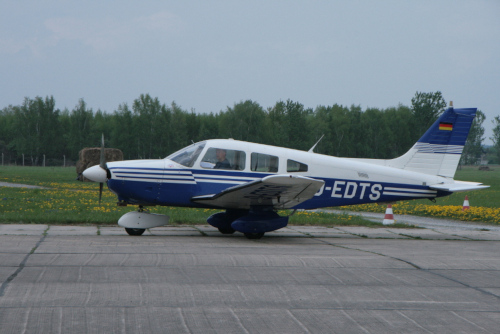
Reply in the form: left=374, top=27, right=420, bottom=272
left=82, top=134, right=109, bottom=205
left=98, top=134, right=106, bottom=205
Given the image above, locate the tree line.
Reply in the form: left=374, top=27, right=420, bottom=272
left=0, top=91, right=493, bottom=166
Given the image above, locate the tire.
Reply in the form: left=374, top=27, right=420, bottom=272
left=125, top=228, right=145, bottom=236
left=218, top=227, right=236, bottom=234
left=244, top=232, right=264, bottom=239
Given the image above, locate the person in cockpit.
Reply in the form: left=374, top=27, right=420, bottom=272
left=214, top=149, right=231, bottom=169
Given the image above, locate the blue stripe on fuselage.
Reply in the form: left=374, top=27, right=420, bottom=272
left=107, top=167, right=442, bottom=208
left=297, top=179, right=438, bottom=209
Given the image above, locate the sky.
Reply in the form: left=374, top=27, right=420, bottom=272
left=1, top=0, right=499, bottom=144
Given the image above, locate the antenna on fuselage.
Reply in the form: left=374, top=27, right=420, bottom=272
left=308, top=134, right=324, bottom=153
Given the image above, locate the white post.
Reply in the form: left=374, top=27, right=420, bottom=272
left=63, top=155, right=66, bottom=167
left=22, top=154, right=24, bottom=166
left=43, top=154, right=46, bottom=167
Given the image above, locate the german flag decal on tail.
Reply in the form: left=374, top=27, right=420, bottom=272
left=439, top=122, right=453, bottom=131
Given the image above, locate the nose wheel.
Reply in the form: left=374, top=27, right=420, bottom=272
left=124, top=206, right=147, bottom=236
left=125, top=228, right=145, bottom=236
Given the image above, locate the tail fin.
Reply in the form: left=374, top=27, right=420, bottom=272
left=389, top=106, right=477, bottom=178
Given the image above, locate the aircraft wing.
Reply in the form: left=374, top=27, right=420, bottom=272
left=191, top=174, right=325, bottom=210
left=429, top=181, right=489, bottom=193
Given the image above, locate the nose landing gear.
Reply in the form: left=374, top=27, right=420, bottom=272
left=125, top=228, right=145, bottom=236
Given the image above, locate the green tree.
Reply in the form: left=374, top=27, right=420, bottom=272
left=0, top=106, right=16, bottom=164
left=309, top=105, right=333, bottom=155
left=346, top=105, right=364, bottom=157
left=155, top=104, right=173, bottom=157
left=267, top=101, right=288, bottom=147
left=111, top=104, right=136, bottom=159
left=133, top=94, right=164, bottom=159
left=65, top=99, right=95, bottom=160
left=186, top=111, right=201, bottom=144
left=92, top=109, right=113, bottom=145
left=383, top=104, right=415, bottom=157
left=219, top=100, right=268, bottom=143
left=358, top=108, right=388, bottom=158
left=411, top=91, right=447, bottom=139
left=198, top=112, right=220, bottom=142
left=491, top=115, right=500, bottom=164
left=266, top=100, right=312, bottom=150
left=168, top=102, right=189, bottom=151
left=11, top=96, right=60, bottom=165
left=310, top=104, right=351, bottom=156
left=284, top=99, right=312, bottom=151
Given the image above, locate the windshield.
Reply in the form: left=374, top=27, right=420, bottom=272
left=167, top=141, right=206, bottom=167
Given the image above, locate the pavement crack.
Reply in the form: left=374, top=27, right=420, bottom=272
left=0, top=233, right=47, bottom=297
left=287, top=227, right=420, bottom=268
left=192, top=226, right=207, bottom=236
left=310, top=233, right=500, bottom=301
left=315, top=237, right=422, bottom=269
left=424, top=269, right=500, bottom=301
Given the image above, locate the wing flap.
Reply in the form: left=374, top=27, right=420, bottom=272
left=429, top=180, right=489, bottom=193
left=192, top=174, right=325, bottom=209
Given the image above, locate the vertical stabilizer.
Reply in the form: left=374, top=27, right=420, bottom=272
left=389, top=107, right=476, bottom=178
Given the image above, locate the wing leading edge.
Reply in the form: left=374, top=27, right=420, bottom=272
left=191, top=174, right=325, bottom=210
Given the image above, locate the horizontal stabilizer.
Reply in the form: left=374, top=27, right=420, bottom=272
left=429, top=181, right=489, bottom=193
left=192, top=174, right=324, bottom=209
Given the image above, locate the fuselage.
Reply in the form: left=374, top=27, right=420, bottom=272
left=105, top=139, right=451, bottom=209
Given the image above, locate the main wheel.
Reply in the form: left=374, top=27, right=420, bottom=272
left=244, top=232, right=264, bottom=239
left=125, top=228, right=145, bottom=236
left=218, top=227, right=236, bottom=234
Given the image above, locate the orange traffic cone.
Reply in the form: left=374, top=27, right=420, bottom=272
left=462, top=196, right=470, bottom=211
left=383, top=204, right=395, bottom=225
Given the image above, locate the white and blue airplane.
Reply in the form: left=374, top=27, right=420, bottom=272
left=83, top=105, right=488, bottom=238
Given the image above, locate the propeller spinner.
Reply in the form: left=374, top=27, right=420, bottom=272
left=82, top=134, right=109, bottom=204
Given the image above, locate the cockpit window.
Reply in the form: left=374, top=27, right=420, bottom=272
left=201, top=147, right=246, bottom=170
left=167, top=142, right=206, bottom=167
left=287, top=159, right=308, bottom=172
left=251, top=153, right=279, bottom=173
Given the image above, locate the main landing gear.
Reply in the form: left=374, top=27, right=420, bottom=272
left=208, top=209, right=245, bottom=236
left=218, top=227, right=236, bottom=235
left=207, top=207, right=289, bottom=239
left=243, top=232, right=265, bottom=239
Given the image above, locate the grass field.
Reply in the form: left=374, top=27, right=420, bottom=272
left=0, top=165, right=498, bottom=226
